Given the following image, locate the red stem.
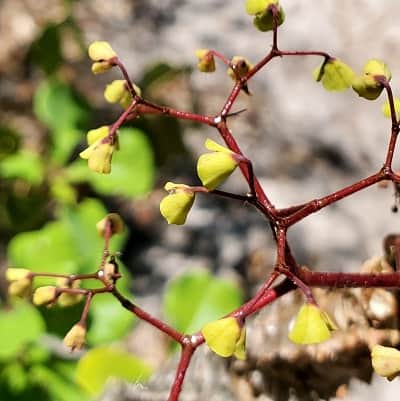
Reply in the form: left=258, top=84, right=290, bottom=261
left=168, top=344, right=195, bottom=401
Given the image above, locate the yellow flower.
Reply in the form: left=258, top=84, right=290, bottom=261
left=33, top=286, right=57, bottom=306
left=63, top=323, right=86, bottom=351
left=57, top=278, right=83, bottom=307
left=88, top=41, right=117, bottom=74
left=289, top=303, right=337, bottom=345
left=6, top=268, right=32, bottom=297
left=195, top=49, right=216, bottom=73
left=352, top=59, right=391, bottom=100
left=80, top=127, right=117, bottom=174
left=202, top=317, right=246, bottom=359
left=104, top=80, right=141, bottom=109
left=102, top=262, right=118, bottom=284
left=96, top=213, right=125, bottom=237
left=197, top=138, right=239, bottom=190
left=371, top=345, right=400, bottom=381
left=159, top=182, right=195, bottom=225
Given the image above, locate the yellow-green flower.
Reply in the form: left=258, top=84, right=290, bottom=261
left=33, top=286, right=57, bottom=306
left=104, top=80, right=141, bottom=109
left=371, top=345, right=400, bottom=381
left=289, top=303, right=337, bottom=345
left=197, top=138, right=239, bottom=190
left=352, top=59, right=391, bottom=100
left=202, top=317, right=246, bottom=359
left=245, top=0, right=285, bottom=32
left=195, top=49, right=216, bottom=73
left=63, top=323, right=86, bottom=351
left=160, top=182, right=195, bottom=225
left=80, top=127, right=117, bottom=174
left=6, top=268, right=32, bottom=297
left=88, top=41, right=117, bottom=74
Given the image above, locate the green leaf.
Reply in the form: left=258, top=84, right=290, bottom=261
left=8, top=198, right=126, bottom=275
left=313, top=58, right=355, bottom=91
left=31, top=364, right=87, bottom=401
left=382, top=97, right=400, bottom=120
left=163, top=270, right=243, bottom=334
left=33, top=79, right=89, bottom=163
left=68, top=128, right=154, bottom=198
left=0, top=151, right=44, bottom=185
left=76, top=346, right=152, bottom=396
left=0, top=301, right=45, bottom=360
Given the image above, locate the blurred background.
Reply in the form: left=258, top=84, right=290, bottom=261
left=2, top=1, right=400, bottom=400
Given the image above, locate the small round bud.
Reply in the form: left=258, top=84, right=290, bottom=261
left=104, top=80, right=141, bottom=109
left=352, top=59, right=391, bottom=100
left=197, top=138, right=239, bottom=190
left=195, top=49, right=216, bottom=73
left=57, top=278, right=83, bottom=307
left=88, top=41, right=117, bottom=75
left=245, top=0, right=285, bottom=32
left=160, top=183, right=195, bottom=225
left=63, top=323, right=86, bottom=351
left=8, top=279, right=31, bottom=298
left=88, top=41, right=117, bottom=62
left=96, top=213, right=124, bottom=237
left=227, top=56, right=253, bottom=81
left=33, top=286, right=57, bottom=306
left=6, top=268, right=31, bottom=282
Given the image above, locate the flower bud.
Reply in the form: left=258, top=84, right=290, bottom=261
left=57, top=278, right=83, bottom=307
left=197, top=138, right=239, bottom=190
left=202, top=317, right=246, bottom=359
left=6, top=268, right=33, bottom=297
left=96, top=213, right=124, bottom=237
left=352, top=59, right=391, bottom=100
left=195, top=49, right=216, bottom=73
left=371, top=345, right=400, bottom=381
left=245, top=0, right=285, bottom=32
left=160, top=182, right=195, bottom=225
left=63, top=323, right=86, bottom=351
left=8, top=279, right=31, bottom=298
left=6, top=268, right=31, bottom=282
left=88, top=41, right=117, bottom=74
left=289, top=303, right=337, bottom=345
left=33, top=286, right=57, bottom=306
left=104, top=80, right=141, bottom=109
left=80, top=136, right=116, bottom=174
left=227, top=56, right=253, bottom=81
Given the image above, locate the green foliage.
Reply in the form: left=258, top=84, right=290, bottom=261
left=34, top=79, right=90, bottom=164
left=76, top=346, right=152, bottom=395
left=163, top=270, right=243, bottom=334
left=0, top=151, right=44, bottom=185
left=0, top=301, right=45, bottom=360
